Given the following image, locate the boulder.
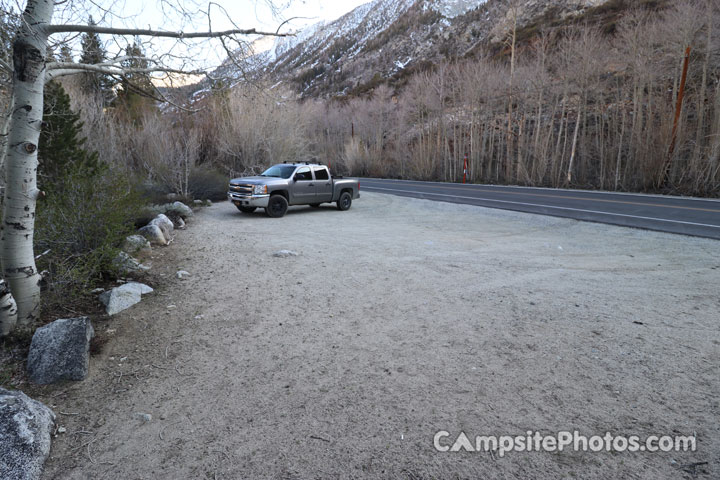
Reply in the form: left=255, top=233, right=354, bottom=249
left=273, top=250, right=299, bottom=258
left=193, top=199, right=203, bottom=206
left=112, top=251, right=150, bottom=274
left=168, top=201, right=194, bottom=219
left=138, top=224, right=167, bottom=246
left=172, top=216, right=186, bottom=230
left=123, top=235, right=151, bottom=256
left=149, top=214, right=174, bottom=240
left=99, top=282, right=153, bottom=316
left=146, top=201, right=194, bottom=221
left=0, top=388, right=55, bottom=480
left=27, top=317, right=94, bottom=384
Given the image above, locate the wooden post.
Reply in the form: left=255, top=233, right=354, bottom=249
left=463, top=154, right=468, bottom=184
left=669, top=46, right=692, bottom=158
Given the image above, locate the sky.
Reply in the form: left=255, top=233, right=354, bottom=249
left=67, top=0, right=370, bottom=30
left=47, top=0, right=371, bottom=75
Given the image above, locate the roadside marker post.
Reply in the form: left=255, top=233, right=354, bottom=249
left=463, top=155, right=468, bottom=184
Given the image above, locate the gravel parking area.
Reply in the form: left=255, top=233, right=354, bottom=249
left=40, top=192, right=719, bottom=479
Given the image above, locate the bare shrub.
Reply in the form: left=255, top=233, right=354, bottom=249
left=213, top=85, right=311, bottom=176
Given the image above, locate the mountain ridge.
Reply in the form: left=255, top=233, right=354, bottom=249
left=210, top=0, right=661, bottom=98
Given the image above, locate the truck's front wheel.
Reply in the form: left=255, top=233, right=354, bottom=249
left=266, top=195, right=288, bottom=218
left=336, top=191, right=352, bottom=211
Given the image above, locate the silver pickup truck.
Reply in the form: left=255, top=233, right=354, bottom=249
left=228, top=163, right=360, bottom=217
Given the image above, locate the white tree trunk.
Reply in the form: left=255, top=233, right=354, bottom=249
left=0, top=0, right=54, bottom=327
left=0, top=279, right=18, bottom=336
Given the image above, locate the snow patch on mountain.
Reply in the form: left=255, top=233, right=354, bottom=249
left=425, top=0, right=486, bottom=18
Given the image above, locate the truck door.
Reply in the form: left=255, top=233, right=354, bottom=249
left=291, top=166, right=315, bottom=204
left=313, top=167, right=333, bottom=203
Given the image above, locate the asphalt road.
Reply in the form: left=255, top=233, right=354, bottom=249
left=360, top=178, right=720, bottom=239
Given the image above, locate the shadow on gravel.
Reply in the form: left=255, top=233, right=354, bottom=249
left=220, top=205, right=341, bottom=219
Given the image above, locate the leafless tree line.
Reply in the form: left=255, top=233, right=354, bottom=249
left=303, top=2, right=720, bottom=196
left=64, top=1, right=719, bottom=198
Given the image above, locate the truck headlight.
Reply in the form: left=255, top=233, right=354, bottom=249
left=253, top=185, right=267, bottom=195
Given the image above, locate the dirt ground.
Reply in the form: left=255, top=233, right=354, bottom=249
left=35, top=192, right=718, bottom=479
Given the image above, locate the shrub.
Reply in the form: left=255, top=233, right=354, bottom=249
left=35, top=171, right=145, bottom=311
left=188, top=167, right=228, bottom=202
left=136, top=178, right=174, bottom=206
left=34, top=80, right=146, bottom=313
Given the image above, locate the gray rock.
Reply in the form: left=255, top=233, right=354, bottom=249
left=169, top=201, right=194, bottom=219
left=173, top=216, right=186, bottom=230
left=146, top=201, right=194, bottom=221
left=138, top=224, right=167, bottom=246
left=134, top=412, right=152, bottom=422
left=0, top=388, right=55, bottom=480
left=273, top=250, right=299, bottom=258
left=27, top=318, right=94, bottom=385
left=99, top=282, right=153, bottom=315
left=113, top=251, right=150, bottom=274
left=124, top=282, right=154, bottom=295
left=204, top=199, right=212, bottom=206
left=123, top=235, right=151, bottom=256
left=193, top=199, right=204, bottom=206
left=149, top=214, right=174, bottom=240
left=176, top=270, right=190, bottom=279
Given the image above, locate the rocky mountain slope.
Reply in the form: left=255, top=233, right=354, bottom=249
left=214, top=0, right=658, bottom=98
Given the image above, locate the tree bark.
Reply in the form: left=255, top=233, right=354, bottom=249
left=0, top=279, right=18, bottom=336
left=1, top=0, right=53, bottom=326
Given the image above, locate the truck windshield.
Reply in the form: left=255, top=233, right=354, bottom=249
left=260, top=165, right=297, bottom=179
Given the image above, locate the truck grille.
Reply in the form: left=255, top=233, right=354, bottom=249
left=229, top=183, right=253, bottom=197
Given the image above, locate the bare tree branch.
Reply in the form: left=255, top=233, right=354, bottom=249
left=46, top=56, right=160, bottom=70
left=46, top=24, right=293, bottom=39
left=46, top=63, right=203, bottom=82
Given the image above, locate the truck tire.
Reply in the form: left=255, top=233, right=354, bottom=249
left=336, top=191, right=352, bottom=211
left=266, top=194, right=288, bottom=218
left=237, top=205, right=256, bottom=214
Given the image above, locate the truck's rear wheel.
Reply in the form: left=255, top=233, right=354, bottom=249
left=336, top=192, right=352, bottom=211
left=266, top=195, right=288, bottom=218
left=237, top=205, right=256, bottom=214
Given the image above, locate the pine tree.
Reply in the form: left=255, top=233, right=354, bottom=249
left=59, top=44, right=73, bottom=63
left=79, top=16, right=115, bottom=105
left=39, top=81, right=103, bottom=190
left=115, top=40, right=155, bottom=118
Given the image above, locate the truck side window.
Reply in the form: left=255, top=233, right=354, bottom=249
left=314, top=168, right=329, bottom=180
left=295, top=167, right=313, bottom=181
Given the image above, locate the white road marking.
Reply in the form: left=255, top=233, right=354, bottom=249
left=362, top=186, right=720, bottom=230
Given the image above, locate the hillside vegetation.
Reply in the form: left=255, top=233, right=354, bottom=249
left=206, top=0, right=719, bottom=196
left=300, top=1, right=720, bottom=195
left=5, top=0, right=715, bottom=200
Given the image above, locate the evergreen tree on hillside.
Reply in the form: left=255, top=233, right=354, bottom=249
left=39, top=81, right=103, bottom=190
left=59, top=44, right=74, bottom=63
left=79, top=16, right=115, bottom=105
left=115, top=40, right=155, bottom=118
